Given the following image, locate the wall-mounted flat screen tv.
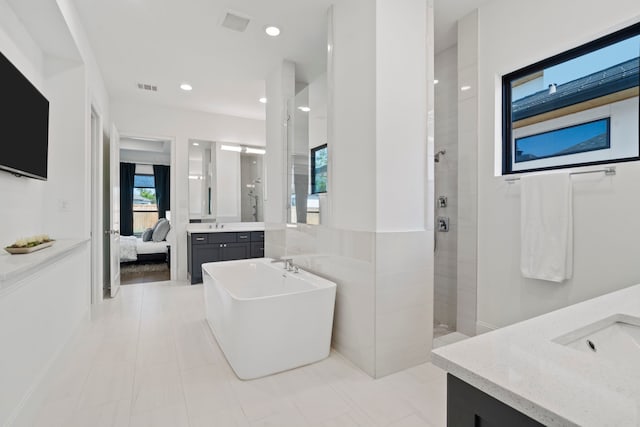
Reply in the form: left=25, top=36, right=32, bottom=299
left=311, top=144, right=327, bottom=194
left=0, top=50, right=49, bottom=180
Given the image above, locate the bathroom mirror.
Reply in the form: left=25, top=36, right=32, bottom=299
left=286, top=73, right=328, bottom=225
left=189, top=140, right=265, bottom=223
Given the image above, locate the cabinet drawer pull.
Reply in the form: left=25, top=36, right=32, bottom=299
left=239, top=235, right=248, bottom=239
left=196, top=237, right=205, bottom=241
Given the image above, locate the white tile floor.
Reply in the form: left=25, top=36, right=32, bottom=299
left=14, top=281, right=447, bottom=427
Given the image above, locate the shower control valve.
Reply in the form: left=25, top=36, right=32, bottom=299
left=437, top=216, right=449, bottom=232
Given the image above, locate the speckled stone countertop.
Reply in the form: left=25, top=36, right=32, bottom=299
left=186, top=222, right=264, bottom=234
left=432, top=283, right=640, bottom=427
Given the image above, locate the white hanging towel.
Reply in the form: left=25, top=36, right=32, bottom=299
left=520, top=173, right=573, bottom=282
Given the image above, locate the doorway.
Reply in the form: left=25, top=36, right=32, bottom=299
left=118, top=135, right=176, bottom=285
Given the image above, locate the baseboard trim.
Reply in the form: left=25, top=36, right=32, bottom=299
left=476, top=320, right=499, bottom=335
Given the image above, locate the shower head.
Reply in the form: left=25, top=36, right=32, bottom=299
left=434, top=149, right=446, bottom=163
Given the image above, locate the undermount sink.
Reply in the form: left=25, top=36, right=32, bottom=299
left=553, top=314, right=640, bottom=369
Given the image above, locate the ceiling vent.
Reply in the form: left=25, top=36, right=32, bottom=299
left=136, top=83, right=158, bottom=92
left=221, top=11, right=251, bottom=32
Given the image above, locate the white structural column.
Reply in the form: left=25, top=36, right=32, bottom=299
left=265, top=0, right=434, bottom=378
left=373, top=0, right=434, bottom=377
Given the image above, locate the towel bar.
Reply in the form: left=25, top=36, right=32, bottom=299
left=505, top=166, right=616, bottom=184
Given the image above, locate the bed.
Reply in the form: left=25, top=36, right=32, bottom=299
left=120, top=235, right=169, bottom=263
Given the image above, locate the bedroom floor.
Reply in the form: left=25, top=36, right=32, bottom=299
left=121, top=262, right=170, bottom=285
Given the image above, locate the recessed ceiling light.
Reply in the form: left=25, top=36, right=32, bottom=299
left=180, top=83, right=193, bottom=91
left=265, top=26, right=281, bottom=37
left=434, top=79, right=439, bottom=84
left=298, top=106, right=311, bottom=112
left=259, top=97, right=267, bottom=104
left=460, top=85, right=471, bottom=91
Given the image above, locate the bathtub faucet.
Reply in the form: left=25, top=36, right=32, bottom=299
left=272, top=257, right=294, bottom=271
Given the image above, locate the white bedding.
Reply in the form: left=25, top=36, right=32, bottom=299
left=120, top=236, right=138, bottom=262
left=119, top=236, right=168, bottom=262
left=136, top=240, right=169, bottom=255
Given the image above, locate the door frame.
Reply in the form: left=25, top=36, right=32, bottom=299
left=119, top=132, right=177, bottom=281
left=90, top=103, right=104, bottom=304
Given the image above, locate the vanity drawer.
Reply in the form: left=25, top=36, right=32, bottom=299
left=237, top=232, right=251, bottom=242
left=251, top=231, right=265, bottom=242
left=209, top=233, right=237, bottom=244
left=191, top=233, right=209, bottom=245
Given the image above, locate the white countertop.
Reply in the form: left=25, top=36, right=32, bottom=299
left=186, top=222, right=264, bottom=234
left=432, top=283, right=640, bottom=427
left=0, top=239, right=89, bottom=290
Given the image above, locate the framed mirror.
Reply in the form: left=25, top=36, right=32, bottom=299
left=189, top=140, right=265, bottom=223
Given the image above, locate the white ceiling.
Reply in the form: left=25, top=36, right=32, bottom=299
left=7, top=0, right=80, bottom=63
left=73, top=0, right=487, bottom=122
left=73, top=0, right=333, bottom=121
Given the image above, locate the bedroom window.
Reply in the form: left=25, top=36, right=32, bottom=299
left=133, top=174, right=158, bottom=235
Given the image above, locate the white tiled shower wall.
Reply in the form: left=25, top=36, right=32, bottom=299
left=434, top=45, right=458, bottom=330
left=456, top=11, right=479, bottom=336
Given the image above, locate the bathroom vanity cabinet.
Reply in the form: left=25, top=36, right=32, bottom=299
left=447, top=375, right=543, bottom=426
left=187, top=230, right=264, bottom=284
left=432, top=283, right=640, bottom=426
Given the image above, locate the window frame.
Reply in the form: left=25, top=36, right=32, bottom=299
left=502, top=21, right=640, bottom=175
left=133, top=173, right=158, bottom=235
left=310, top=143, right=328, bottom=195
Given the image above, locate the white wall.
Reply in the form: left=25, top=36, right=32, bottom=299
left=111, top=101, right=265, bottom=280
left=0, top=0, right=109, bottom=422
left=0, top=0, right=100, bottom=256
left=330, top=0, right=376, bottom=232
left=44, top=65, right=87, bottom=239
left=474, top=0, right=640, bottom=329
left=375, top=0, right=428, bottom=231
left=0, top=0, right=47, bottom=243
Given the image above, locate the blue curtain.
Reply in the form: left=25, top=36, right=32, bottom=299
left=120, top=162, right=136, bottom=236
left=153, top=165, right=170, bottom=219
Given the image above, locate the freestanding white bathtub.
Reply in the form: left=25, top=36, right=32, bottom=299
left=202, top=258, right=337, bottom=380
